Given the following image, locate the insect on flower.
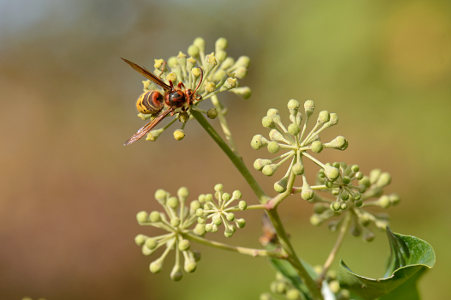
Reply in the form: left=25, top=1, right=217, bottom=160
left=121, top=57, right=204, bottom=145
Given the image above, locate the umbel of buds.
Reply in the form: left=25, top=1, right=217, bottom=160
left=135, top=185, right=247, bottom=280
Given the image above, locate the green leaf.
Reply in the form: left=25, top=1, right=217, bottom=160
left=339, top=228, right=435, bottom=299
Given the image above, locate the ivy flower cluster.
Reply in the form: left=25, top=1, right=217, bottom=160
left=134, top=185, right=247, bottom=280
left=251, top=99, right=348, bottom=194
left=138, top=37, right=251, bottom=142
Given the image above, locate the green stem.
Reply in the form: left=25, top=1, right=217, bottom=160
left=184, top=232, right=284, bottom=259
left=211, top=95, right=237, bottom=151
left=191, top=110, right=267, bottom=203
left=317, top=211, right=352, bottom=284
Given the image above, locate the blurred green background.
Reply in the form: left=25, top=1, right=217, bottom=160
left=1, top=0, right=450, bottom=299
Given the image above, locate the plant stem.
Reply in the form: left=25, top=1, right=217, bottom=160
left=317, top=211, right=352, bottom=284
left=184, top=232, right=285, bottom=259
left=191, top=110, right=267, bottom=203
left=192, top=109, right=323, bottom=300
left=210, top=95, right=237, bottom=151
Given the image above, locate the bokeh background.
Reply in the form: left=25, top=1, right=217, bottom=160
left=1, top=0, right=450, bottom=299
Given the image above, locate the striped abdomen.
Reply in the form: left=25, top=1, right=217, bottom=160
left=136, top=91, right=164, bottom=114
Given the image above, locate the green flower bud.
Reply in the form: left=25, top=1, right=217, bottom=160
left=205, top=223, right=213, bottom=232
left=301, top=181, right=314, bottom=201
left=340, top=191, right=349, bottom=201
left=205, top=81, right=216, bottom=93
left=378, top=195, right=391, bottom=208
left=234, top=66, right=247, bottom=79
left=238, top=200, right=247, bottom=210
left=355, top=171, right=364, bottom=180
left=253, top=158, right=271, bottom=170
left=224, top=228, right=235, bottom=237
left=207, top=108, right=218, bottom=119
left=214, top=183, right=223, bottom=192
left=192, top=67, right=202, bottom=77
left=233, top=190, right=242, bottom=199
left=340, top=203, right=347, bottom=210
left=142, top=244, right=154, bottom=256
left=274, top=177, right=288, bottom=193
left=230, top=86, right=252, bottom=99
left=292, top=161, right=304, bottom=175
left=193, top=223, right=206, bottom=235
left=329, top=280, right=340, bottom=293
left=262, top=116, right=275, bottom=128
left=317, top=110, right=330, bottom=124
left=134, top=234, right=147, bottom=246
left=276, top=282, right=287, bottom=294
left=145, top=238, right=157, bottom=250
left=221, top=57, right=234, bottom=69
left=171, top=217, right=181, bottom=227
left=313, top=203, right=328, bottom=214
left=225, top=212, right=235, bottom=221
left=166, top=72, right=177, bottom=83
left=286, top=288, right=300, bottom=300
left=177, top=51, right=186, bottom=66
left=369, top=169, right=382, bottom=184
left=330, top=201, right=341, bottom=211
left=170, top=265, right=183, bottom=281
left=251, top=134, right=268, bottom=150
left=376, top=172, right=391, bottom=187
left=146, top=128, right=164, bottom=141
left=328, top=112, right=338, bottom=126
left=215, top=37, right=228, bottom=51
left=187, top=45, right=199, bottom=57
left=149, top=211, right=161, bottom=223
left=184, top=260, right=197, bottom=273
left=304, top=100, right=315, bottom=116
left=177, top=186, right=189, bottom=199
left=324, top=165, right=340, bottom=181
left=195, top=208, right=204, bottom=217
left=212, top=214, right=222, bottom=225
left=154, top=59, right=164, bottom=70
left=155, top=189, right=167, bottom=202
left=167, top=57, right=178, bottom=68
left=236, top=218, right=246, bottom=228
left=288, top=123, right=300, bottom=135
left=213, top=69, right=227, bottom=82
left=136, top=211, right=148, bottom=224
left=178, top=239, right=190, bottom=251
left=186, top=57, right=196, bottom=70
left=342, top=176, right=351, bottom=185
left=193, top=37, right=205, bottom=52
left=267, top=141, right=280, bottom=153
left=224, top=77, right=237, bottom=89
left=311, top=141, right=323, bottom=153
left=325, top=136, right=348, bottom=150
left=206, top=53, right=218, bottom=68
left=260, top=293, right=273, bottom=300
left=287, top=99, right=300, bottom=111
left=149, top=259, right=163, bottom=273
left=269, top=129, right=286, bottom=142
left=215, top=50, right=227, bottom=63
left=262, top=164, right=277, bottom=176
left=390, top=194, right=400, bottom=205
left=310, top=215, right=322, bottom=226
left=340, top=289, right=351, bottom=300
left=267, top=108, right=279, bottom=117
left=235, top=56, right=250, bottom=68
left=167, top=196, right=179, bottom=209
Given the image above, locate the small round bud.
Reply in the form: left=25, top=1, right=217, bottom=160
left=224, top=77, right=237, bottom=89
left=234, top=66, right=247, bottom=79
left=342, top=176, right=351, bottom=185
left=301, top=183, right=314, bottom=201
left=340, top=203, right=347, bottom=210
left=310, top=214, right=322, bottom=226
left=276, top=282, right=287, bottom=294
left=329, top=280, right=340, bottom=293
left=134, top=234, right=147, bottom=246
left=369, top=169, right=382, bottom=184
left=225, top=212, right=235, bottom=221
left=192, top=67, right=202, bottom=77
left=235, top=56, right=250, bottom=68
left=187, top=45, right=199, bottom=57
left=207, top=108, right=218, bottom=119
left=262, top=116, right=275, bottom=128
left=205, top=223, right=213, bottom=232
left=155, top=189, right=167, bottom=202
left=233, top=190, right=242, bottom=199
left=166, top=72, right=177, bottom=82
left=238, top=200, right=247, bottom=210
left=205, top=81, right=216, bottom=93
left=331, top=201, right=341, bottom=211
left=390, top=194, right=400, bottom=205
left=267, top=108, right=279, bottom=117
left=292, top=162, right=304, bottom=175
left=186, top=57, right=196, bottom=70
left=260, top=293, right=272, bottom=300
left=274, top=177, right=288, bottom=193
left=286, top=289, right=300, bottom=300
left=351, top=164, right=360, bottom=173
left=184, top=260, right=197, bottom=273
left=324, top=165, right=340, bottom=181
left=177, top=186, right=189, bottom=199
left=314, top=203, right=328, bottom=214
left=171, top=217, right=181, bottom=227
left=287, top=99, right=300, bottom=111
left=146, top=129, right=163, bottom=141
left=253, top=158, right=271, bottom=170
left=230, top=86, right=252, bottom=99
left=328, top=112, right=338, bottom=126
left=251, top=134, right=268, bottom=150
left=136, top=211, right=148, bottom=223
left=311, top=141, right=323, bottom=153
left=317, top=110, right=330, bottom=124
left=213, top=69, right=227, bottom=82
left=376, top=172, right=391, bottom=187
left=195, top=208, right=204, bottom=217
left=340, top=191, right=349, bottom=201
left=269, top=129, right=285, bottom=142
left=170, top=265, right=183, bottom=281
left=378, top=195, right=390, bottom=208
left=215, top=50, right=227, bottom=63
left=236, top=218, right=246, bottom=228
left=222, top=192, right=231, bottom=202
left=304, top=100, right=315, bottom=116
left=206, top=53, right=218, bottom=68
left=193, top=223, right=206, bottom=236
left=212, top=214, right=222, bottom=226
left=267, top=141, right=280, bottom=153
left=288, top=123, right=301, bottom=135
left=262, top=164, right=277, bottom=176
left=178, top=239, right=190, bottom=251
left=149, top=211, right=161, bottom=222
left=325, top=136, right=348, bottom=150
left=149, top=259, right=163, bottom=273
left=215, top=37, right=228, bottom=51
left=145, top=238, right=157, bottom=250
left=224, top=228, right=235, bottom=238
left=167, top=57, right=178, bottom=68
left=193, top=37, right=205, bottom=52
left=214, top=183, right=223, bottom=192
left=167, top=196, right=179, bottom=209
left=355, top=171, right=364, bottom=180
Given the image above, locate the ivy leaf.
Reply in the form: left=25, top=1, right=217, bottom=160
left=339, top=228, right=435, bottom=299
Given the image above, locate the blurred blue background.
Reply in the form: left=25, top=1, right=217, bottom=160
left=1, top=0, right=450, bottom=299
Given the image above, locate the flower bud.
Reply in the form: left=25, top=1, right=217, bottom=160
left=286, top=289, right=300, bottom=300
left=234, top=66, right=247, bottom=79
left=262, top=116, right=275, bottom=128
left=167, top=57, right=178, bottom=68
left=236, top=218, right=246, bottom=228
left=136, top=211, right=148, bottom=223
left=238, top=200, right=247, bottom=210
left=177, top=186, right=189, bottom=199
left=155, top=189, right=167, bottom=202
left=193, top=224, right=206, bottom=236
left=214, top=183, right=223, bottom=192
left=304, top=100, right=315, bottom=116
left=149, top=259, right=163, bottom=273
left=274, top=177, right=288, bottom=193
left=171, top=217, right=181, bottom=227
left=292, top=161, right=304, bottom=175
left=267, top=141, right=280, bottom=153
left=311, top=141, right=323, bottom=153
left=154, top=59, right=164, bottom=70
left=215, top=50, right=227, bottom=63
left=310, top=214, right=322, bottom=226
left=262, top=164, right=277, bottom=176
left=390, top=194, right=400, bottom=205
left=235, top=56, right=250, bottom=68
left=221, top=57, right=234, bottom=69
left=287, top=99, right=300, bottom=111
left=146, top=128, right=164, bottom=141
left=328, top=112, right=338, bottom=126
left=193, top=37, right=205, bottom=52
left=376, top=172, right=391, bottom=187
left=206, top=53, right=218, bottom=68
left=207, top=108, right=218, bottom=119
left=134, top=234, right=147, bottom=246
left=251, top=134, right=267, bottom=150
left=187, top=45, right=199, bottom=57
left=184, top=260, right=197, bottom=273
left=325, top=136, right=348, bottom=150
left=215, top=37, right=228, bottom=51
left=329, top=280, right=340, bottom=293
left=205, top=81, right=216, bottom=93
left=369, top=169, right=382, bottom=184
left=287, top=123, right=300, bottom=135
left=233, top=190, right=242, bottom=199
left=149, top=211, right=161, bottom=222
left=378, top=195, right=390, bottom=208
left=167, top=196, right=179, bottom=209
left=301, top=180, right=314, bottom=201
left=223, top=77, right=237, bottom=89
left=213, top=69, right=227, bottom=82
left=269, top=129, right=285, bottom=142
left=192, top=67, right=202, bottom=77
left=253, top=158, right=271, bottom=170
left=230, top=86, right=251, bottom=99
left=170, top=264, right=183, bottom=281
left=317, top=110, right=330, bottom=124
left=324, top=165, right=340, bottom=181
left=145, top=238, right=157, bottom=250
left=178, top=239, right=190, bottom=251
left=166, top=72, right=177, bottom=82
